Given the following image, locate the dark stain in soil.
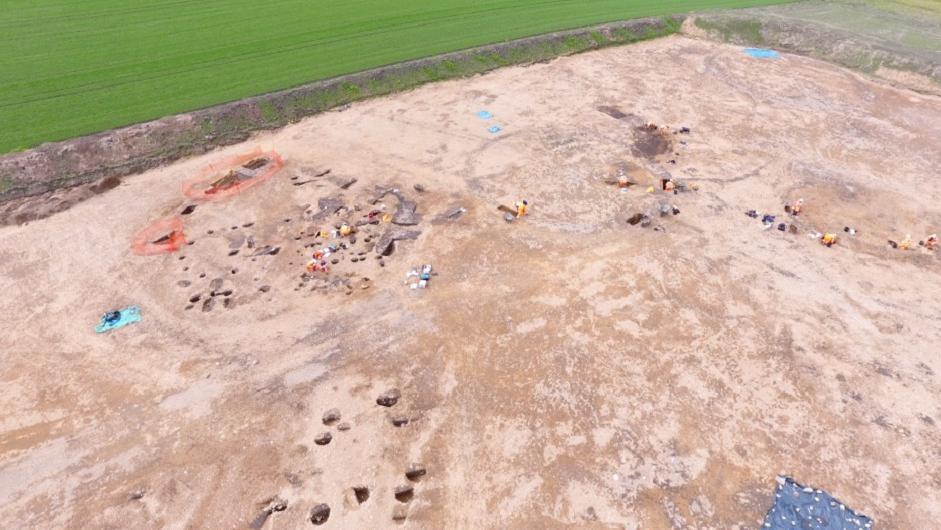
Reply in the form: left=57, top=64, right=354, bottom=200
left=632, top=125, right=673, bottom=159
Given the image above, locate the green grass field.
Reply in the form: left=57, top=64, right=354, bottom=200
left=756, top=0, right=941, bottom=50
left=0, top=0, right=789, bottom=153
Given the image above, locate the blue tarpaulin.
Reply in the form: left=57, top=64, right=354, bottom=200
left=488, top=125, right=502, bottom=134
left=476, top=110, right=493, bottom=120
left=763, top=476, right=873, bottom=529
left=745, top=47, right=781, bottom=59
left=95, top=305, right=142, bottom=333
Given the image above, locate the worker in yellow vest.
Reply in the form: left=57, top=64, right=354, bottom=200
left=791, top=198, right=804, bottom=215
left=899, top=234, right=914, bottom=250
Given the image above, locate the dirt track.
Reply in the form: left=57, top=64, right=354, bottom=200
left=1, top=35, right=940, bottom=529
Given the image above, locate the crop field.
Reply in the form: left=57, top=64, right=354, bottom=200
left=754, top=0, right=941, bottom=52
left=0, top=0, right=790, bottom=153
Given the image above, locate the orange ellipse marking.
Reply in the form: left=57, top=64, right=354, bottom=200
left=131, top=216, right=187, bottom=255
left=182, top=148, right=284, bottom=201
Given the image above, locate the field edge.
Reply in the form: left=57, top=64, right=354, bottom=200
left=0, top=16, right=681, bottom=213
left=2, top=5, right=939, bottom=216
left=687, top=11, right=940, bottom=91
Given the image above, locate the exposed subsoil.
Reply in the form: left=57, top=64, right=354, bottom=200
left=0, top=175, right=122, bottom=225
left=1, top=36, right=940, bottom=529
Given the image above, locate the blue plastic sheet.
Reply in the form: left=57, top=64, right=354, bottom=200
left=763, top=476, right=873, bottom=530
left=476, top=110, right=493, bottom=120
left=745, top=47, right=780, bottom=59
left=488, top=125, right=502, bottom=134
left=95, top=305, right=142, bottom=333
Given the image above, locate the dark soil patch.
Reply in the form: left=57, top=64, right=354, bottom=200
left=243, top=157, right=270, bottom=170
left=90, top=176, right=121, bottom=194
left=631, top=125, right=673, bottom=159
left=597, top=105, right=627, bottom=119
left=353, top=486, right=370, bottom=504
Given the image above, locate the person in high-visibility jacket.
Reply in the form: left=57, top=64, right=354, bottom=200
left=899, top=234, right=914, bottom=250
left=786, top=198, right=804, bottom=215
left=821, top=233, right=837, bottom=247
left=925, top=234, right=938, bottom=250
left=514, top=200, right=529, bottom=218
left=792, top=198, right=804, bottom=215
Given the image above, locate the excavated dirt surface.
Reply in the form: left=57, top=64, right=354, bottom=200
left=1, top=36, right=940, bottom=529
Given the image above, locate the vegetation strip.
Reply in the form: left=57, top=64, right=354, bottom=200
left=0, top=0, right=789, bottom=154
left=0, top=17, right=682, bottom=203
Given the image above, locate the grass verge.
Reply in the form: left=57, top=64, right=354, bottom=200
left=0, top=17, right=682, bottom=202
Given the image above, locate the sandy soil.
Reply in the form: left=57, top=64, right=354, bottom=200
left=1, top=35, right=940, bottom=529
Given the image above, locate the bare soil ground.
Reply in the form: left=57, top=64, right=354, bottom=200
left=1, top=35, right=939, bottom=529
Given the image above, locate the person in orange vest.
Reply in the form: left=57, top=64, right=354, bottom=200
left=306, top=259, right=328, bottom=273
left=786, top=198, right=804, bottom=215
left=498, top=200, right=529, bottom=219
left=924, top=234, right=938, bottom=250
left=820, top=232, right=837, bottom=247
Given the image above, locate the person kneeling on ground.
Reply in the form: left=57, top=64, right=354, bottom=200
left=918, top=234, right=938, bottom=250
left=785, top=198, right=804, bottom=215
left=900, top=234, right=914, bottom=250
left=498, top=200, right=529, bottom=220
left=888, top=234, right=914, bottom=250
